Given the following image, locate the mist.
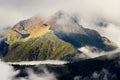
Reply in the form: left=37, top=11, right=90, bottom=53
left=8, top=60, right=67, bottom=65
left=78, top=46, right=120, bottom=58
left=0, top=60, right=18, bottom=80
left=0, top=60, right=57, bottom=80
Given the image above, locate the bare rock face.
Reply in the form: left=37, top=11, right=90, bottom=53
left=13, top=17, right=47, bottom=31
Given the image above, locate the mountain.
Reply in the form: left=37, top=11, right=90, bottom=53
left=50, top=11, right=116, bottom=50
left=1, top=11, right=117, bottom=62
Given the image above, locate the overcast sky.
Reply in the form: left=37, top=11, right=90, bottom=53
left=0, top=0, right=120, bottom=45
left=0, top=0, right=80, bottom=27
left=0, top=0, right=120, bottom=27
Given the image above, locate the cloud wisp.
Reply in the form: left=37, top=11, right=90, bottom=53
left=78, top=46, right=120, bottom=58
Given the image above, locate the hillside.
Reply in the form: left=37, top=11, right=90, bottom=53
left=5, top=31, right=75, bottom=62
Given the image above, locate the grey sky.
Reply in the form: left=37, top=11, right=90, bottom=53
left=0, top=0, right=82, bottom=27
left=0, top=0, right=120, bottom=27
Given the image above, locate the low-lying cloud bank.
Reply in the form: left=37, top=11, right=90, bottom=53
left=0, top=60, right=57, bottom=80
left=0, top=60, right=18, bottom=80
left=0, top=60, right=118, bottom=80
left=8, top=60, right=68, bottom=65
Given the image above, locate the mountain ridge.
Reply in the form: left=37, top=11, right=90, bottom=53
left=0, top=11, right=117, bottom=62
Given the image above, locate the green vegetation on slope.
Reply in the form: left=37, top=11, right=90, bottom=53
left=4, top=31, right=76, bottom=62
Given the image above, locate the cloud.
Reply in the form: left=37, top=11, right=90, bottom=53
left=78, top=46, right=120, bottom=58
left=78, top=46, right=104, bottom=58
left=0, top=0, right=120, bottom=26
left=25, top=68, right=57, bottom=80
left=0, top=60, right=57, bottom=80
left=80, top=17, right=120, bottom=47
left=91, top=68, right=116, bottom=80
left=100, top=24, right=120, bottom=47
left=0, top=60, right=19, bottom=80
left=8, top=60, right=67, bottom=65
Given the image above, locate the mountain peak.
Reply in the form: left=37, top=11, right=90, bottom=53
left=51, top=11, right=86, bottom=35
left=53, top=10, right=69, bottom=19
left=2, top=11, right=117, bottom=62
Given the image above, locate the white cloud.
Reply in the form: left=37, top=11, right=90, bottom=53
left=0, top=0, right=120, bottom=26
left=26, top=68, right=57, bottom=80
left=0, top=60, right=19, bottom=80
left=8, top=60, right=67, bottom=65
left=0, top=60, right=57, bottom=80
left=78, top=46, right=120, bottom=58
